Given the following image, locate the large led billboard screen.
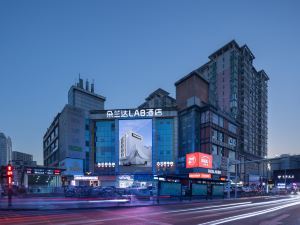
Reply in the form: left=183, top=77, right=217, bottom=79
left=119, top=119, right=152, bottom=172
left=186, top=152, right=213, bottom=169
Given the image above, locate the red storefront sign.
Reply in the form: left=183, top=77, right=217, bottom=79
left=189, top=173, right=212, bottom=179
left=186, top=152, right=212, bottom=169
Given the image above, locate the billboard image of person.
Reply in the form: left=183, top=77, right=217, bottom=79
left=119, top=119, right=152, bottom=168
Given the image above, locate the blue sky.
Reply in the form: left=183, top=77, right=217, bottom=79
left=0, top=0, right=299, bottom=164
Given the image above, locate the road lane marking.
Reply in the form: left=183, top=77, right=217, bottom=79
left=198, top=200, right=300, bottom=225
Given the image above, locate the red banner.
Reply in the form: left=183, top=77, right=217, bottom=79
left=189, top=173, right=212, bottom=179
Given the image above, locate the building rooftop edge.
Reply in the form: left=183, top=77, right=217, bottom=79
left=174, top=66, right=209, bottom=86
left=70, top=85, right=106, bottom=101
left=208, top=40, right=240, bottom=59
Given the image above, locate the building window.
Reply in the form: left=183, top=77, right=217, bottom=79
left=212, top=145, right=218, bottom=155
left=212, top=113, right=218, bottom=125
left=228, top=123, right=237, bottom=134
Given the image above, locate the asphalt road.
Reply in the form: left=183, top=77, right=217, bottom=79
left=0, top=195, right=300, bottom=225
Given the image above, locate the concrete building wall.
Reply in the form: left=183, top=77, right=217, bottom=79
left=12, top=151, right=33, bottom=162
left=59, top=105, right=86, bottom=161
left=68, top=86, right=105, bottom=111
left=175, top=72, right=209, bottom=111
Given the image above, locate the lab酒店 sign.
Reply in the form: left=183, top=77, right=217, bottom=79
left=106, top=108, right=163, bottom=119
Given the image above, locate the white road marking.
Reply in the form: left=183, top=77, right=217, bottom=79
left=198, top=199, right=300, bottom=225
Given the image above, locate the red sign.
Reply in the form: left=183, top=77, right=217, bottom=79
left=186, top=153, right=199, bottom=168
left=6, top=164, right=13, bottom=185
left=186, top=152, right=212, bottom=169
left=189, top=173, right=211, bottom=179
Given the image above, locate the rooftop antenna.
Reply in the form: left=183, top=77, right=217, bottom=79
left=78, top=73, right=83, bottom=89
left=86, top=79, right=89, bottom=91
left=91, top=79, right=95, bottom=93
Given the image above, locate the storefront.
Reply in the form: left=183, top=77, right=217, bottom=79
left=23, top=166, right=64, bottom=193
left=273, top=169, right=300, bottom=190
left=72, top=175, right=99, bottom=186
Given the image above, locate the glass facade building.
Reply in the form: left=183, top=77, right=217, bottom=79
left=154, top=118, right=174, bottom=163
left=95, top=120, right=116, bottom=167
left=89, top=108, right=178, bottom=187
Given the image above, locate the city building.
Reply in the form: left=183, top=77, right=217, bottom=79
left=139, top=88, right=177, bottom=108
left=42, top=40, right=268, bottom=188
left=0, top=132, right=12, bottom=166
left=175, top=71, right=238, bottom=180
left=12, top=151, right=37, bottom=167
left=88, top=88, right=178, bottom=187
left=270, top=154, right=300, bottom=171
left=68, top=77, right=106, bottom=111
left=43, top=77, right=105, bottom=182
left=192, top=40, right=269, bottom=182
left=89, top=107, right=178, bottom=187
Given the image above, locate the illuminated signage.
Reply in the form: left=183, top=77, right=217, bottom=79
left=7, top=164, right=13, bottom=185
left=156, top=161, right=174, bottom=167
left=186, top=152, right=213, bottom=169
left=189, top=173, right=212, bottom=179
left=277, top=175, right=294, bottom=179
left=26, top=167, right=62, bottom=175
left=97, top=162, right=116, bottom=168
left=277, top=183, right=286, bottom=189
left=208, top=169, right=221, bottom=175
left=106, top=108, right=163, bottom=118
left=74, top=175, right=98, bottom=181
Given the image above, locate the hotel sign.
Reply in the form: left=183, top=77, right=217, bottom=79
left=106, top=108, right=163, bottom=118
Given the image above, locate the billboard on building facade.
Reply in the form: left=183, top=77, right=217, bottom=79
left=119, top=119, right=152, bottom=171
left=186, top=152, right=213, bottom=169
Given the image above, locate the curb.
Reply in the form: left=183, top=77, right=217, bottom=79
left=0, top=198, right=228, bottom=211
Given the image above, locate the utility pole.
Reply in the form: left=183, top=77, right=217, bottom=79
left=227, top=159, right=240, bottom=199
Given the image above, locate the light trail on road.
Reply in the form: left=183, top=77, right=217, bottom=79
left=198, top=196, right=300, bottom=225
left=1, top=196, right=300, bottom=225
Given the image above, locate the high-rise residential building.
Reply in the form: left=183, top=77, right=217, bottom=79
left=44, top=78, right=106, bottom=179
left=194, top=40, right=269, bottom=180
left=0, top=132, right=12, bottom=166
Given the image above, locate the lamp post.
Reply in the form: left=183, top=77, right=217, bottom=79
left=227, top=159, right=240, bottom=199
left=266, top=162, right=271, bottom=193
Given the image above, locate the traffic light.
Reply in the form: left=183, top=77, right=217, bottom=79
left=6, top=164, right=13, bottom=185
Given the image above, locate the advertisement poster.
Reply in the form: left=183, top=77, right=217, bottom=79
left=186, top=152, right=213, bottom=169
left=119, top=119, right=152, bottom=171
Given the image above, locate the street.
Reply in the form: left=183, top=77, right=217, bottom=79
left=1, top=195, right=300, bottom=225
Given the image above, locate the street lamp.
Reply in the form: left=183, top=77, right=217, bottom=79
left=227, top=159, right=240, bottom=199
left=266, top=162, right=271, bottom=193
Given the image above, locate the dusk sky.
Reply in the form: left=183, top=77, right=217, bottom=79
left=0, top=0, right=299, bottom=164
